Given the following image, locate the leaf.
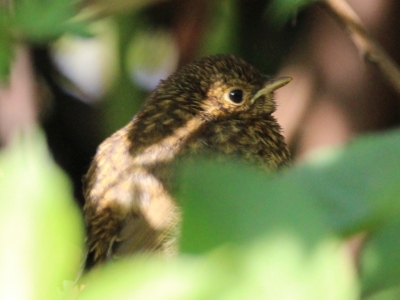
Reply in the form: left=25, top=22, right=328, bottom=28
left=198, top=0, right=239, bottom=56
left=360, top=218, right=400, bottom=297
left=78, top=236, right=358, bottom=300
left=0, top=13, right=13, bottom=81
left=267, top=0, right=316, bottom=25
left=297, top=130, right=400, bottom=235
left=176, top=129, right=400, bottom=299
left=177, top=158, right=331, bottom=254
left=13, top=0, right=90, bottom=42
left=78, top=255, right=227, bottom=300
left=0, top=130, right=84, bottom=299
left=364, top=286, right=400, bottom=300
left=177, top=129, right=400, bottom=253
left=236, top=237, right=358, bottom=300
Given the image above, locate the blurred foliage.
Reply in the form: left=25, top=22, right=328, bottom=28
left=198, top=0, right=239, bottom=56
left=0, top=130, right=83, bottom=299
left=178, top=129, right=400, bottom=255
left=1, top=0, right=400, bottom=299
left=3, top=127, right=400, bottom=299
left=176, top=129, right=400, bottom=299
left=361, top=218, right=400, bottom=297
left=0, top=0, right=89, bottom=80
left=77, top=238, right=357, bottom=300
left=268, top=0, right=317, bottom=25
left=0, top=10, right=13, bottom=81
left=13, top=0, right=90, bottom=42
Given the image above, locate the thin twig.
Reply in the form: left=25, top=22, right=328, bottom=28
left=321, top=0, right=400, bottom=96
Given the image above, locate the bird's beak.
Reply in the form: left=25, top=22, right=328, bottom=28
left=250, top=76, right=292, bottom=104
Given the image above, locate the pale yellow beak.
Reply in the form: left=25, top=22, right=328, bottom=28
left=250, top=76, right=292, bottom=104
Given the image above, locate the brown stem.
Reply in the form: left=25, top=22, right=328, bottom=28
left=0, top=46, right=38, bottom=146
left=321, top=0, right=400, bottom=96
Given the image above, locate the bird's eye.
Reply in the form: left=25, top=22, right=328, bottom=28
left=228, top=89, right=244, bottom=104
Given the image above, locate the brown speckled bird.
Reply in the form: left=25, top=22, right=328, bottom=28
left=83, top=54, right=291, bottom=268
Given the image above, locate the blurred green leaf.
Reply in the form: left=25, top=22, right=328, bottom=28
left=268, top=0, right=316, bottom=25
left=78, top=236, right=358, bottom=300
left=126, top=28, right=178, bottom=90
left=0, top=130, right=84, bottom=299
left=177, top=129, right=400, bottom=298
left=78, top=255, right=225, bottom=300
left=360, top=218, right=400, bottom=297
left=177, top=158, right=330, bottom=254
left=61, top=20, right=95, bottom=39
left=364, top=286, right=400, bottom=300
left=101, top=13, right=148, bottom=135
left=237, top=237, right=358, bottom=299
left=198, top=0, right=239, bottom=56
left=0, top=34, right=13, bottom=82
left=14, top=0, right=89, bottom=42
left=297, top=130, right=400, bottom=235
left=0, top=12, right=13, bottom=81
left=177, top=129, right=400, bottom=252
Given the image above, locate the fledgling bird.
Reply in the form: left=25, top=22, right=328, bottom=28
left=83, top=54, right=291, bottom=269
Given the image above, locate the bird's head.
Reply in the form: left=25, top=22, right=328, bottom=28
left=150, top=54, right=291, bottom=121
left=129, top=55, right=291, bottom=151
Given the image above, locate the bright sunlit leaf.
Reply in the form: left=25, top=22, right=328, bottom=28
left=0, top=130, right=83, bottom=300
left=78, top=234, right=358, bottom=300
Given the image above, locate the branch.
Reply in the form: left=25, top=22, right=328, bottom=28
left=321, top=0, right=400, bottom=96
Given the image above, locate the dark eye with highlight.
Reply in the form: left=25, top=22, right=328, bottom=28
left=228, top=89, right=244, bottom=104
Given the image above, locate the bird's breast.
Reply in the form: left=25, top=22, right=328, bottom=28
left=185, top=116, right=290, bottom=169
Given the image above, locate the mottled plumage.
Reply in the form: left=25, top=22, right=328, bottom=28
left=83, top=54, right=291, bottom=268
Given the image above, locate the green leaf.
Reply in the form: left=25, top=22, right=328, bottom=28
left=296, top=130, right=400, bottom=235
left=177, top=158, right=331, bottom=254
left=236, top=237, right=358, bottom=299
left=267, top=0, right=316, bottom=25
left=78, top=255, right=227, bottom=300
left=64, top=21, right=95, bottom=39
left=198, top=0, right=239, bottom=56
left=13, top=0, right=89, bottom=42
left=0, top=130, right=84, bottom=299
left=360, top=218, right=400, bottom=297
left=78, top=236, right=358, bottom=300
left=0, top=35, right=13, bottom=82
left=364, top=286, right=400, bottom=300
left=0, top=13, right=13, bottom=81
left=177, top=129, right=400, bottom=254
left=175, top=129, right=400, bottom=299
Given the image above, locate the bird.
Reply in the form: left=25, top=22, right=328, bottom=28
left=82, top=54, right=291, bottom=269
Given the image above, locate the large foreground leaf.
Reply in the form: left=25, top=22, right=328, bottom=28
left=0, top=131, right=83, bottom=300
